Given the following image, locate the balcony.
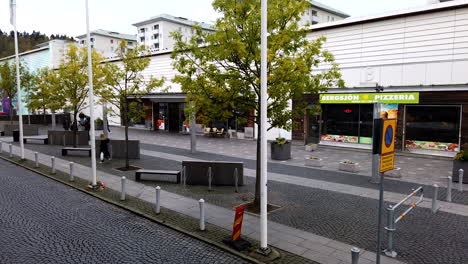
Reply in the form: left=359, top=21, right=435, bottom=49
left=311, top=15, right=320, bottom=24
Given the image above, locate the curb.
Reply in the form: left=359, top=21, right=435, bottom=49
left=0, top=154, right=264, bottom=264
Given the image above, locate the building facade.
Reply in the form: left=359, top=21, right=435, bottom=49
left=294, top=0, right=468, bottom=157
left=76, top=29, right=137, bottom=59
left=298, top=0, right=350, bottom=28
left=132, top=14, right=213, bottom=53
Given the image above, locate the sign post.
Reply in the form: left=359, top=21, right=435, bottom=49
left=375, top=118, right=396, bottom=264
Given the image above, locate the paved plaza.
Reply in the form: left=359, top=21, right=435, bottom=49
left=2, top=126, right=468, bottom=264
left=0, top=159, right=247, bottom=264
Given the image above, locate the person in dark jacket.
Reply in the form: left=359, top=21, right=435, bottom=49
left=99, top=134, right=111, bottom=162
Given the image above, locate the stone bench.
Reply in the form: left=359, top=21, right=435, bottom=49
left=62, top=147, right=92, bottom=157
left=181, top=161, right=244, bottom=186
left=135, top=170, right=181, bottom=183
left=24, top=136, right=48, bottom=145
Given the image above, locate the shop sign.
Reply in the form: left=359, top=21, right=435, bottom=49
left=320, top=93, right=419, bottom=104
left=380, top=152, right=395, bottom=173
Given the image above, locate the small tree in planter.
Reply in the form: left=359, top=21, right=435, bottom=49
left=94, top=118, right=104, bottom=130
left=453, top=143, right=468, bottom=183
left=305, top=155, right=322, bottom=167
left=339, top=160, right=359, bottom=173
left=271, top=137, right=291, bottom=160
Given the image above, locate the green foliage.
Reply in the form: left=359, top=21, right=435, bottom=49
left=275, top=137, right=287, bottom=145
left=454, top=150, right=468, bottom=162
left=98, top=40, right=165, bottom=122
left=26, top=68, right=61, bottom=114
left=171, top=0, right=344, bottom=131
left=0, top=60, right=34, bottom=118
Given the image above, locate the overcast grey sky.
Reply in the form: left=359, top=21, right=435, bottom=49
left=0, top=0, right=432, bottom=37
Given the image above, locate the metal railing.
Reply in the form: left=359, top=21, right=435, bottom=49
left=384, top=186, right=424, bottom=258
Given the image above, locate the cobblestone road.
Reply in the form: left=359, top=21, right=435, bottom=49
left=0, top=159, right=248, bottom=264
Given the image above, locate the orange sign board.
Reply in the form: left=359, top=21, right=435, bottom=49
left=231, top=206, right=246, bottom=241
left=380, top=152, right=395, bottom=173
left=381, top=119, right=396, bottom=155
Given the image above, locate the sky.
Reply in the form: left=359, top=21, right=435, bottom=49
left=0, top=0, right=433, bottom=37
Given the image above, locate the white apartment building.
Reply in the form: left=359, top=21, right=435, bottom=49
left=298, top=0, right=350, bottom=27
left=132, top=14, right=214, bottom=52
left=76, top=29, right=137, bottom=59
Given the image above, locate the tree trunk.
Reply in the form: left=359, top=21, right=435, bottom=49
left=253, top=120, right=261, bottom=207
left=43, top=107, right=47, bottom=126
left=124, top=99, right=130, bottom=169
left=9, top=98, right=13, bottom=124
left=73, top=112, right=78, bottom=148
left=51, top=112, right=56, bottom=130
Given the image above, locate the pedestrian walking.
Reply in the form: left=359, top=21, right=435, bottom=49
left=99, top=134, right=111, bottom=163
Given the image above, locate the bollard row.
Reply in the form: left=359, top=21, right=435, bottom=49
left=34, top=152, right=39, bottom=168
left=120, top=176, right=126, bottom=201
left=51, top=156, right=56, bottom=174
left=9, top=144, right=12, bottom=158
left=69, top=162, right=74, bottom=182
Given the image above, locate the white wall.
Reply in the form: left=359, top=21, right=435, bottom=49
left=299, top=7, right=346, bottom=27
left=308, top=7, right=468, bottom=87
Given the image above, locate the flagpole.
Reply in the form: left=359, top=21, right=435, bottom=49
left=11, top=0, right=25, bottom=160
left=260, top=0, right=269, bottom=252
left=85, top=0, right=97, bottom=186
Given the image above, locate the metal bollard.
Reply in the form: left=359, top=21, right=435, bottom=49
left=51, top=156, right=56, bottom=174
left=69, top=162, right=74, bottom=182
left=120, top=176, right=126, bottom=201
left=384, top=206, right=397, bottom=258
left=234, top=168, right=239, bottom=193
left=34, top=152, right=39, bottom=168
left=0, top=141, right=2, bottom=153
left=63, top=134, right=66, bottom=147
left=351, top=247, right=360, bottom=264
left=155, top=186, right=161, bottom=214
left=199, top=199, right=205, bottom=231
left=9, top=144, right=12, bottom=158
left=208, top=167, right=212, bottom=191
left=431, top=184, right=439, bottom=213
left=447, top=176, right=452, bottom=202
left=459, top=169, right=464, bottom=192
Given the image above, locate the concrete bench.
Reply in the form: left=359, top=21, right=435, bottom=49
left=135, top=170, right=181, bottom=183
left=24, top=136, right=48, bottom=145
left=62, top=147, right=92, bottom=157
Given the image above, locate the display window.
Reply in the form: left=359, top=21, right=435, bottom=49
left=405, top=105, right=461, bottom=152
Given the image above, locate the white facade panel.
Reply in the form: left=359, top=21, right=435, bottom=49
left=402, top=64, right=426, bottom=85
left=425, top=62, right=453, bottom=85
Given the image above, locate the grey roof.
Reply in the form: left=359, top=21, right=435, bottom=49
left=132, top=14, right=213, bottom=30
left=308, top=0, right=350, bottom=18
left=76, top=29, right=136, bottom=41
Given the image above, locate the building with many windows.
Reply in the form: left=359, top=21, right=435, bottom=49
left=299, top=0, right=350, bottom=27
left=132, top=14, right=213, bottom=53
left=75, top=29, right=137, bottom=59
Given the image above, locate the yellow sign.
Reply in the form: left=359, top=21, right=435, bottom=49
left=380, top=153, right=395, bottom=173
left=381, top=119, right=397, bottom=155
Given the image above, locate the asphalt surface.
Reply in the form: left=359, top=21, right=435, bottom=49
left=0, top=159, right=248, bottom=264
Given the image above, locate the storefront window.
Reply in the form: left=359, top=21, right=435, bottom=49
left=405, top=105, right=460, bottom=152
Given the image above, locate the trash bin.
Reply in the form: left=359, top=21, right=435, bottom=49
left=13, top=130, right=19, bottom=142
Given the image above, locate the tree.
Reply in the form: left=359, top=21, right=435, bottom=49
left=171, top=0, right=344, bottom=207
left=47, top=44, right=107, bottom=146
left=0, top=60, right=34, bottom=123
left=99, top=40, right=165, bottom=169
left=26, top=68, right=62, bottom=125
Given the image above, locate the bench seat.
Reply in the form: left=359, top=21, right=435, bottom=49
left=62, top=147, right=92, bottom=157
left=135, top=169, right=181, bottom=183
left=24, top=136, right=48, bottom=145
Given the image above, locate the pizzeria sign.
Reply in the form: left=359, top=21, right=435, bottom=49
left=320, top=93, right=419, bottom=104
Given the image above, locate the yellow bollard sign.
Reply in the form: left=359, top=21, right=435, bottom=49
left=380, top=119, right=396, bottom=173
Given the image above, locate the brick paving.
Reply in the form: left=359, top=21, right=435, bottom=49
left=0, top=159, right=248, bottom=264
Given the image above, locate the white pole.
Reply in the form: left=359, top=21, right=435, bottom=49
left=85, top=0, right=97, bottom=186
left=260, top=0, right=269, bottom=251
left=12, top=0, right=25, bottom=160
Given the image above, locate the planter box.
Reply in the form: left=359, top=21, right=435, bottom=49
left=271, top=142, right=291, bottom=160
left=305, top=144, right=318, bottom=152
left=305, top=157, right=323, bottom=167
left=95, top=139, right=140, bottom=159
left=339, top=161, right=359, bottom=173
left=452, top=160, right=468, bottom=184
left=237, top=132, right=245, bottom=139
left=386, top=167, right=402, bottom=178
left=244, top=127, right=254, bottom=138
left=48, top=130, right=89, bottom=146
left=95, top=123, right=103, bottom=130
left=181, top=160, right=244, bottom=186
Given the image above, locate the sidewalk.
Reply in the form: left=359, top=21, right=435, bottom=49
left=2, top=142, right=404, bottom=264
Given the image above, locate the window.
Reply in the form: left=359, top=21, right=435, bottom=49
left=140, top=37, right=145, bottom=42
left=80, top=40, right=85, bottom=44
left=178, top=27, right=182, bottom=32
left=110, top=39, right=114, bottom=44
left=140, top=28, right=146, bottom=33
left=128, top=42, right=134, bottom=46
left=153, top=43, right=159, bottom=49
left=90, top=37, right=94, bottom=42
left=312, top=10, right=318, bottom=16
left=153, top=24, right=159, bottom=30
left=152, top=34, right=159, bottom=39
